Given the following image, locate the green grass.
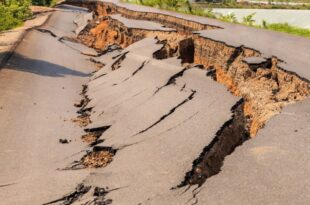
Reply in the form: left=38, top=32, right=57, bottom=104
left=261, top=22, right=310, bottom=37
left=249, top=0, right=310, bottom=3
left=0, top=0, right=32, bottom=32
left=0, top=0, right=60, bottom=32
left=191, top=2, right=310, bottom=10
left=125, top=0, right=217, bottom=17
left=31, top=0, right=53, bottom=6
left=50, top=0, right=61, bottom=7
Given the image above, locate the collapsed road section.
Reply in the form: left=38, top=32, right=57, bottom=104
left=70, top=0, right=309, bottom=137
left=0, top=0, right=309, bottom=205
left=48, top=0, right=310, bottom=204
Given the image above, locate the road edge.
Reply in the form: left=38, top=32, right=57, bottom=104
left=0, top=11, right=54, bottom=70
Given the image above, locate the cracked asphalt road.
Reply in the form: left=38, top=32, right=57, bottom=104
left=0, top=6, right=96, bottom=205
left=0, top=2, right=309, bottom=205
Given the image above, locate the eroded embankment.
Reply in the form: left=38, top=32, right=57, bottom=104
left=66, top=0, right=218, bottom=33
left=66, top=0, right=309, bottom=187
left=73, top=1, right=309, bottom=136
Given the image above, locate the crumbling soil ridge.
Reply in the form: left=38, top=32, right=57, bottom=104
left=65, top=0, right=221, bottom=32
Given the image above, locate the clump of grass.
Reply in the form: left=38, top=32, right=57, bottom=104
left=219, top=13, right=238, bottom=23
left=191, top=7, right=216, bottom=18
left=261, top=21, right=310, bottom=37
left=242, top=12, right=256, bottom=26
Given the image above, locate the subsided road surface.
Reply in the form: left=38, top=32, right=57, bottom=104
left=0, top=1, right=309, bottom=205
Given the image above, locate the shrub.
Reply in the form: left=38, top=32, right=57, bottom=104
left=0, top=0, right=32, bottom=31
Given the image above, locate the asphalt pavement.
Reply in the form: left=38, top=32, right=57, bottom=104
left=0, top=1, right=309, bottom=205
left=0, top=6, right=96, bottom=205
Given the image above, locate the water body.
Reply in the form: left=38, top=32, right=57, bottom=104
left=212, top=8, right=310, bottom=28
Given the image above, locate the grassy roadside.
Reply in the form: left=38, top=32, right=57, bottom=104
left=32, top=0, right=60, bottom=7
left=217, top=12, right=310, bottom=37
left=192, top=2, right=310, bottom=10
left=123, top=0, right=310, bottom=38
left=0, top=0, right=60, bottom=32
left=260, top=22, right=310, bottom=37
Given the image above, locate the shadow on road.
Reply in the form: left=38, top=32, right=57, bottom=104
left=1, top=52, right=90, bottom=78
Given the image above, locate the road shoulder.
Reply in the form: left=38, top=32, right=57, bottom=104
left=0, top=6, right=55, bottom=69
